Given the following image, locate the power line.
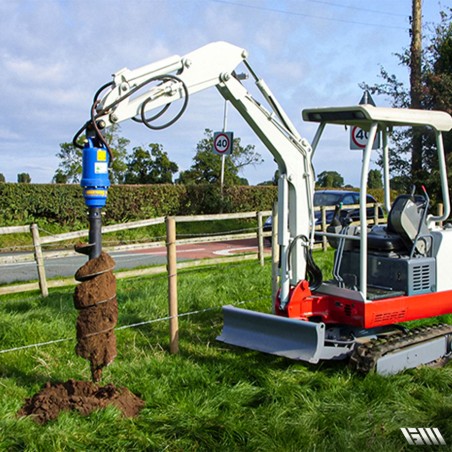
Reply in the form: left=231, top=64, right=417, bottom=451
left=303, top=0, right=408, bottom=18
left=208, top=0, right=408, bottom=30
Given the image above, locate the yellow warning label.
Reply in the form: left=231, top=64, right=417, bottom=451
left=85, top=189, right=107, bottom=196
left=97, top=150, right=107, bottom=162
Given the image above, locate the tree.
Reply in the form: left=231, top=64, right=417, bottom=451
left=362, top=8, right=452, bottom=197
left=425, top=8, right=452, bottom=182
left=104, top=124, right=129, bottom=184
left=316, top=170, right=344, bottom=188
left=368, top=169, right=383, bottom=189
left=426, top=10, right=452, bottom=116
left=54, top=124, right=129, bottom=184
left=17, top=173, right=31, bottom=183
left=177, top=129, right=262, bottom=185
left=124, top=143, right=178, bottom=184
left=54, top=141, right=82, bottom=183
left=52, top=169, right=68, bottom=184
left=0, top=173, right=5, bottom=183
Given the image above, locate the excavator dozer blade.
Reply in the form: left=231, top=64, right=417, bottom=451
left=217, top=305, right=325, bottom=363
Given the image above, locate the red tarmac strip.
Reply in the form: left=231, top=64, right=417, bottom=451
left=130, top=238, right=271, bottom=259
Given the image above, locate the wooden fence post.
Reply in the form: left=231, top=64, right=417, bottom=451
left=374, top=203, right=380, bottom=225
left=437, top=203, right=444, bottom=227
left=166, top=216, right=179, bottom=354
left=30, top=224, right=48, bottom=297
left=257, top=211, right=264, bottom=266
left=271, top=202, right=279, bottom=313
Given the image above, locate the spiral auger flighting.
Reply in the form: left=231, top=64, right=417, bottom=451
left=74, top=250, right=118, bottom=382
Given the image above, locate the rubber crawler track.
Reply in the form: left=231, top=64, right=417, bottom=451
left=349, top=323, right=452, bottom=374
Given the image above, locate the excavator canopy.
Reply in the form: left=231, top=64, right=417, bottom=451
left=302, top=104, right=452, bottom=132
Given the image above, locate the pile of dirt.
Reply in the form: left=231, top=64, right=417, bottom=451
left=74, top=252, right=118, bottom=382
left=18, top=379, right=145, bottom=424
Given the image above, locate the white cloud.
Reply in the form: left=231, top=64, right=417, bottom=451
left=3, top=54, right=66, bottom=85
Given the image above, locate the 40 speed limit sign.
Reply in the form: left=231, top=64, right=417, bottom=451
left=213, top=131, right=233, bottom=155
left=350, top=126, right=380, bottom=150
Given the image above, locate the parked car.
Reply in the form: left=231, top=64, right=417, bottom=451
left=312, top=190, right=384, bottom=226
left=263, top=190, right=385, bottom=240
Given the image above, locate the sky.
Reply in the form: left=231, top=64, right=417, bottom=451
left=0, top=0, right=448, bottom=186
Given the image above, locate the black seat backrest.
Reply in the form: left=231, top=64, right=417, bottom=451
left=365, top=194, right=427, bottom=253
left=387, top=194, right=428, bottom=249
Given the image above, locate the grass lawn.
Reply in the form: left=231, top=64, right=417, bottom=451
left=0, top=253, right=451, bottom=451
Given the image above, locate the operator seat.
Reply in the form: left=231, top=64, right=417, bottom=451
left=367, top=194, right=428, bottom=253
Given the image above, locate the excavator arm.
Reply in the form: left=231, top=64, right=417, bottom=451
left=81, top=41, right=316, bottom=306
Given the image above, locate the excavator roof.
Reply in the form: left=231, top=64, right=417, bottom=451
left=302, top=104, right=452, bottom=132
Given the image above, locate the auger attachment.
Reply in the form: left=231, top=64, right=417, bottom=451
left=74, top=136, right=117, bottom=382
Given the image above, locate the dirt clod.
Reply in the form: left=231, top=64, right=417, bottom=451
left=74, top=271, right=116, bottom=309
left=73, top=252, right=118, bottom=381
left=75, top=252, right=115, bottom=281
left=18, top=379, right=145, bottom=424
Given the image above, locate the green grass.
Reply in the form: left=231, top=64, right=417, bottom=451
left=1, top=254, right=451, bottom=451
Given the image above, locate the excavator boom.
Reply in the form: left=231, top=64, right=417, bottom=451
left=89, top=41, right=316, bottom=301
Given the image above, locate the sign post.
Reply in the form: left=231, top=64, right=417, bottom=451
left=213, top=130, right=233, bottom=202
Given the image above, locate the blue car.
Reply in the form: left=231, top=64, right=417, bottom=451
left=263, top=190, right=384, bottom=239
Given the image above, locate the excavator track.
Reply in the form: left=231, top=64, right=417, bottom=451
left=349, top=323, right=452, bottom=374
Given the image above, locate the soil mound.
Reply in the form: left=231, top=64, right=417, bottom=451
left=18, top=379, right=145, bottom=424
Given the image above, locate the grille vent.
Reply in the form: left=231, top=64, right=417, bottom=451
left=412, top=264, right=431, bottom=292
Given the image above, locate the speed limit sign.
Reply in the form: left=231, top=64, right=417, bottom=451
left=350, top=126, right=380, bottom=150
left=213, top=131, right=233, bottom=155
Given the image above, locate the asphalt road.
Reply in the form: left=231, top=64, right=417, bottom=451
left=0, top=239, right=269, bottom=284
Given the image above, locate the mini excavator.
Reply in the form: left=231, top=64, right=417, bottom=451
left=75, top=41, right=452, bottom=375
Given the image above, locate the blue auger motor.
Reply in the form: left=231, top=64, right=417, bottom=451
left=80, top=138, right=111, bottom=259
left=81, top=138, right=111, bottom=208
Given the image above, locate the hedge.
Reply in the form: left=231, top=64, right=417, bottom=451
left=0, top=184, right=278, bottom=227
left=0, top=183, right=394, bottom=229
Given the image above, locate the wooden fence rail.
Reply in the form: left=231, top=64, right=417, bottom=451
left=0, top=210, right=272, bottom=297
left=3, top=200, right=437, bottom=298
left=0, top=225, right=30, bottom=235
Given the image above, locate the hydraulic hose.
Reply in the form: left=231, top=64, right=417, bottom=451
left=73, top=75, right=189, bottom=155
left=287, top=235, right=323, bottom=291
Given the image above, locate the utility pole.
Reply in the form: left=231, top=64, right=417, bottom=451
left=410, top=0, right=423, bottom=182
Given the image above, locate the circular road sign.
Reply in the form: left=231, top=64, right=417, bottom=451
left=350, top=125, right=380, bottom=150
left=213, top=132, right=232, bottom=155
left=351, top=126, right=369, bottom=149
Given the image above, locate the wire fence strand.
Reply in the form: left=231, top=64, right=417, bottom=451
left=0, top=296, right=268, bottom=355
